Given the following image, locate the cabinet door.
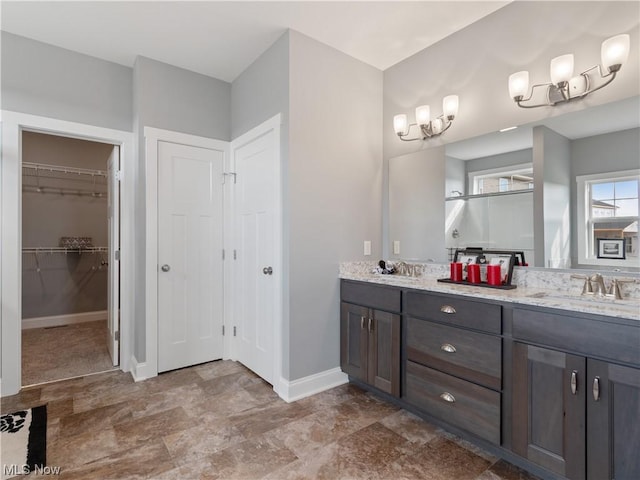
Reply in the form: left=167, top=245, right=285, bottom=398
left=368, top=309, right=400, bottom=397
left=340, top=302, right=368, bottom=381
left=587, top=360, right=640, bottom=480
left=512, top=343, right=586, bottom=479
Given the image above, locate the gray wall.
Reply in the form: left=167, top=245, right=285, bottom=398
left=1, top=32, right=133, bottom=132
left=132, top=56, right=232, bottom=362
left=390, top=147, right=447, bottom=262
left=533, top=126, right=572, bottom=268
left=21, top=132, right=112, bottom=318
left=231, top=32, right=290, bottom=140
left=382, top=1, right=639, bottom=259
left=288, top=30, right=383, bottom=380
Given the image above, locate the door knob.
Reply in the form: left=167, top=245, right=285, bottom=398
left=161, top=264, right=171, bottom=272
left=263, top=266, right=273, bottom=275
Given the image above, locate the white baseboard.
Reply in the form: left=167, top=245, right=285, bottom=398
left=276, top=367, right=349, bottom=403
left=22, top=310, right=108, bottom=330
left=129, top=355, right=155, bottom=382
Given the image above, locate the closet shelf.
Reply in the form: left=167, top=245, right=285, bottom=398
left=22, top=162, right=107, bottom=178
left=22, top=247, right=108, bottom=254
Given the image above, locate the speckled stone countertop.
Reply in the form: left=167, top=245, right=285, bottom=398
left=339, top=261, right=640, bottom=321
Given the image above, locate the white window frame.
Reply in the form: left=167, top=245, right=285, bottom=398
left=468, top=162, right=533, bottom=195
left=576, top=169, right=640, bottom=268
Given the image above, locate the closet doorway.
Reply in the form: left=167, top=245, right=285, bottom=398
left=21, top=131, right=120, bottom=386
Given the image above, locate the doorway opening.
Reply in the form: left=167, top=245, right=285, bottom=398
left=20, top=131, right=120, bottom=386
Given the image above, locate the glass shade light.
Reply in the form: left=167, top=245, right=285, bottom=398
left=509, top=71, right=530, bottom=99
left=550, top=54, right=574, bottom=85
left=393, top=114, right=408, bottom=134
left=601, top=34, right=630, bottom=72
left=415, top=105, right=431, bottom=126
left=442, top=95, right=459, bottom=119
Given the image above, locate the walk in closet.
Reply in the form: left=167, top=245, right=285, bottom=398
left=21, top=131, right=118, bottom=385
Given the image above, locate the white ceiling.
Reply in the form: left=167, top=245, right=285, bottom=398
left=0, top=1, right=509, bottom=82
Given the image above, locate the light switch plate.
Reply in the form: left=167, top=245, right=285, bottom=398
left=364, top=240, right=371, bottom=256
left=393, top=241, right=400, bottom=255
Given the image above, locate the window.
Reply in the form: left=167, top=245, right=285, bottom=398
left=577, top=171, right=640, bottom=266
left=470, top=164, right=534, bottom=195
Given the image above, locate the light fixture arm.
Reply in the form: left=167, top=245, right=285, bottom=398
left=396, top=115, right=454, bottom=141
left=514, top=65, right=618, bottom=108
left=510, top=33, right=628, bottom=109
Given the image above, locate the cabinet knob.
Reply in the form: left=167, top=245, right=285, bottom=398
left=570, top=370, right=578, bottom=395
left=161, top=264, right=170, bottom=272
left=592, top=376, right=600, bottom=401
left=440, top=392, right=456, bottom=403
left=440, top=305, right=456, bottom=314
left=440, top=343, right=457, bottom=353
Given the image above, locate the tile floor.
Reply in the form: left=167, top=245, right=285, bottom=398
left=22, top=320, right=116, bottom=386
left=1, top=360, right=540, bottom=480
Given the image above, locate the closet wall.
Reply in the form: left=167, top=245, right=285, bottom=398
left=22, top=131, right=113, bottom=322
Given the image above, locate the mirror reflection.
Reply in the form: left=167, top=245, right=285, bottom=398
left=389, top=96, right=640, bottom=271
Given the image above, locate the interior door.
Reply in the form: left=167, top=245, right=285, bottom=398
left=233, top=127, right=279, bottom=385
left=107, top=146, right=120, bottom=366
left=158, top=141, right=224, bottom=372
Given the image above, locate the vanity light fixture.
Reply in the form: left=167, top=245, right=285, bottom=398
left=508, top=34, right=630, bottom=108
left=393, top=95, right=459, bottom=141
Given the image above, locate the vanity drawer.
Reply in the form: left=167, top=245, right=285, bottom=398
left=341, top=280, right=401, bottom=313
left=405, top=361, right=501, bottom=445
left=513, top=307, right=640, bottom=366
left=404, top=291, right=501, bottom=334
left=406, top=317, right=502, bottom=390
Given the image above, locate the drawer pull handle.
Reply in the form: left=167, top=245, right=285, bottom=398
left=368, top=317, right=373, bottom=333
left=592, top=376, right=600, bottom=401
left=360, top=316, right=366, bottom=329
left=570, top=370, right=578, bottom=395
left=440, top=392, right=456, bottom=403
left=440, top=305, right=456, bottom=314
left=441, top=343, right=457, bottom=353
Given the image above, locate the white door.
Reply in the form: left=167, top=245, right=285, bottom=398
left=107, top=146, right=120, bottom=366
left=158, top=141, right=224, bottom=372
left=232, top=123, right=280, bottom=385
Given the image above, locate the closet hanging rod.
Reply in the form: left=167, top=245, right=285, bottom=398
left=22, top=246, right=108, bottom=254
left=22, top=162, right=107, bottom=178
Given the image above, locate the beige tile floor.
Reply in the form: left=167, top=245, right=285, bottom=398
left=1, top=360, right=540, bottom=480
left=22, top=320, right=116, bottom=386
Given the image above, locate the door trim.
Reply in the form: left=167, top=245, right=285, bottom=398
left=144, top=127, right=229, bottom=381
left=229, top=114, right=284, bottom=397
left=0, top=110, right=134, bottom=396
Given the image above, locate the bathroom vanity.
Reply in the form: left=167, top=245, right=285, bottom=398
left=339, top=264, right=640, bottom=480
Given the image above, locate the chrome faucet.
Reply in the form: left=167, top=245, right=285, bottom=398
left=606, top=278, right=635, bottom=300
left=590, top=274, right=607, bottom=296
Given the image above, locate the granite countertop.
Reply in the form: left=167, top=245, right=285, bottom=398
left=339, top=268, right=640, bottom=322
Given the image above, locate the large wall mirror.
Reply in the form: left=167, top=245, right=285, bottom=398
left=389, top=96, right=640, bottom=271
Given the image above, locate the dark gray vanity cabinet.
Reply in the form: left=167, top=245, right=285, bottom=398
left=587, top=360, right=640, bottom=480
left=512, top=343, right=586, bottom=479
left=403, top=291, right=503, bottom=444
left=511, top=307, right=640, bottom=480
left=340, top=281, right=401, bottom=397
